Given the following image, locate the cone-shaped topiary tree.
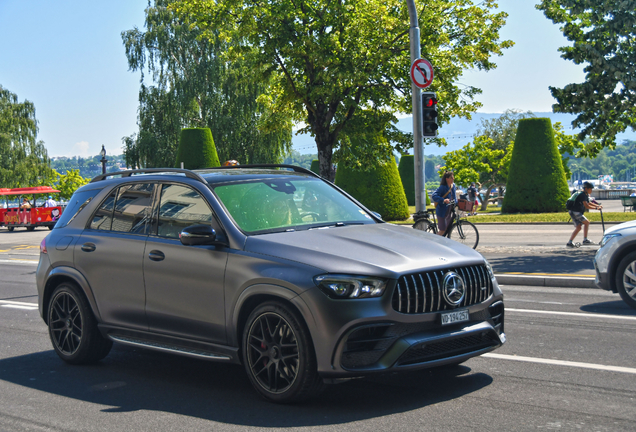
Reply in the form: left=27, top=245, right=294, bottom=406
left=335, top=158, right=409, bottom=221
left=310, top=159, right=320, bottom=175
left=174, top=128, right=220, bottom=169
left=398, top=155, right=430, bottom=206
left=502, top=118, right=570, bottom=213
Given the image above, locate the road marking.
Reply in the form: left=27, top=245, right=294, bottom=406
left=482, top=353, right=636, bottom=375
left=501, top=272, right=595, bottom=278
left=0, top=259, right=38, bottom=265
left=507, top=308, right=636, bottom=321
left=0, top=300, right=38, bottom=310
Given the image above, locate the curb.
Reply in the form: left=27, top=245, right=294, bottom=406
left=495, top=273, right=597, bottom=289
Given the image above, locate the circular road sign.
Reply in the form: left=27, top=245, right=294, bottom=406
left=410, top=59, right=434, bottom=89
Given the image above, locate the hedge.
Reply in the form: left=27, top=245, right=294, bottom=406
left=174, top=128, right=220, bottom=170
left=398, top=155, right=430, bottom=206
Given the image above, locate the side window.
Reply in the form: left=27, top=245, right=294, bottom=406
left=156, top=184, right=213, bottom=239
left=90, top=190, right=117, bottom=231
left=110, top=183, right=155, bottom=234
left=89, top=183, right=154, bottom=234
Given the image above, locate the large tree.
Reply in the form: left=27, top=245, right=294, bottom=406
left=0, top=85, right=53, bottom=187
left=122, top=0, right=292, bottom=168
left=175, top=0, right=512, bottom=180
left=537, top=1, right=636, bottom=147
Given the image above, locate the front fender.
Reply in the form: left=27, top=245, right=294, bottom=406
left=42, top=266, right=101, bottom=323
left=228, top=283, right=317, bottom=348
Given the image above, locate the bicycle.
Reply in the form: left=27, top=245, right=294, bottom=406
left=412, top=200, right=479, bottom=249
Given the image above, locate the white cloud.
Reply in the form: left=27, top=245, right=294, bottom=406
left=69, top=141, right=91, bottom=158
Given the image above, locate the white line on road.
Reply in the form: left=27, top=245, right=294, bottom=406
left=0, top=259, right=38, bottom=265
left=2, top=304, right=38, bottom=310
left=0, top=300, right=38, bottom=307
left=482, top=353, right=636, bottom=375
left=507, top=308, right=636, bottom=321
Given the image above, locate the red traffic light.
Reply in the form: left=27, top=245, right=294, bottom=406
left=423, top=97, right=437, bottom=107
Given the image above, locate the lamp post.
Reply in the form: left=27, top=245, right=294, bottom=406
left=100, top=145, right=107, bottom=174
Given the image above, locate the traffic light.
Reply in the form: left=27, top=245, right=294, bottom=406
left=422, top=92, right=438, bottom=137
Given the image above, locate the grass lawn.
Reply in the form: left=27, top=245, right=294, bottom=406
left=390, top=206, right=636, bottom=225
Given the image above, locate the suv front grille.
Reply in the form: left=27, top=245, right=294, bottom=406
left=392, top=265, right=493, bottom=314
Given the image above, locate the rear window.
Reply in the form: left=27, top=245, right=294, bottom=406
left=53, top=188, right=102, bottom=229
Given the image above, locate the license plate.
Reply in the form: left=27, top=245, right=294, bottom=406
left=441, top=309, right=469, bottom=325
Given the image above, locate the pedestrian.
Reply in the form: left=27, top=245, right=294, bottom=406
left=432, top=171, right=457, bottom=236
left=20, top=197, right=31, bottom=209
left=467, top=182, right=478, bottom=215
left=44, top=195, right=57, bottom=207
left=567, top=181, right=602, bottom=247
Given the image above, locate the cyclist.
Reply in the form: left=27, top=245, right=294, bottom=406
left=432, top=171, right=456, bottom=236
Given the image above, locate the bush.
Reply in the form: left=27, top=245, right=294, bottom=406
left=335, top=158, right=409, bottom=221
left=398, top=155, right=430, bottom=206
left=310, top=159, right=319, bottom=175
left=174, top=128, right=220, bottom=169
left=502, top=118, right=570, bottom=213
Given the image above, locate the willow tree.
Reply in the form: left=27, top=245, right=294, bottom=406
left=175, top=0, right=512, bottom=180
left=0, top=85, right=53, bottom=187
left=121, top=0, right=292, bottom=168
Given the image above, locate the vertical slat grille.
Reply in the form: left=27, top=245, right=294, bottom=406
left=392, top=264, right=493, bottom=314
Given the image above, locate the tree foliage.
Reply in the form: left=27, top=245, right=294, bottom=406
left=175, top=0, right=513, bottom=180
left=537, top=1, right=636, bottom=147
left=0, top=85, right=53, bottom=188
left=121, top=0, right=292, bottom=169
left=52, top=169, right=91, bottom=200
left=174, top=128, right=220, bottom=169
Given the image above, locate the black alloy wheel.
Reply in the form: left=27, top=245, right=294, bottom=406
left=48, top=283, right=112, bottom=364
left=243, top=302, right=323, bottom=403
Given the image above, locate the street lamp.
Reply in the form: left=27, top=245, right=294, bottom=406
left=100, top=145, right=107, bottom=174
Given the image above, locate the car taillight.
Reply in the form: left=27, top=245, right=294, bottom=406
left=40, top=238, right=47, bottom=254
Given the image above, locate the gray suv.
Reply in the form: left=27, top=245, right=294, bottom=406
left=36, top=165, right=505, bottom=403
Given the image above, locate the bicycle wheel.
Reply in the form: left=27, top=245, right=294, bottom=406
left=413, top=219, right=437, bottom=234
left=448, top=220, right=479, bottom=249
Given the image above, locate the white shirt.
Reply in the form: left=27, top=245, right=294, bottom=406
left=45, top=198, right=57, bottom=207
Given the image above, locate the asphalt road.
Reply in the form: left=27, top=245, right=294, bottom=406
left=0, top=230, right=635, bottom=431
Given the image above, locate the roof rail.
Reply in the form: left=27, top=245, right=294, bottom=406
left=90, top=168, right=207, bottom=184
left=201, top=164, right=321, bottom=178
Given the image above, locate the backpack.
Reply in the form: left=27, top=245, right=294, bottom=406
left=566, top=191, right=582, bottom=210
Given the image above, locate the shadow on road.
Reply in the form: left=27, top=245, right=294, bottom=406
left=580, top=299, right=636, bottom=316
left=0, top=345, right=493, bottom=426
left=487, top=249, right=596, bottom=274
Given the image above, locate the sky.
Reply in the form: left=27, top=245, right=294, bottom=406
left=0, top=0, right=597, bottom=159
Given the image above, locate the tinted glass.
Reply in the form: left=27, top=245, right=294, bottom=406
left=54, top=188, right=101, bottom=229
left=110, top=183, right=154, bottom=234
left=213, top=178, right=374, bottom=233
left=90, top=190, right=117, bottom=231
left=156, top=184, right=213, bottom=239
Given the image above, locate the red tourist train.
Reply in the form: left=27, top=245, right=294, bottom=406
left=0, top=186, right=64, bottom=231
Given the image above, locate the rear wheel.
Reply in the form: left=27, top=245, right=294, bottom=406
left=413, top=220, right=436, bottom=234
left=26, top=226, right=36, bottom=231
left=242, top=301, right=323, bottom=403
left=448, top=220, right=479, bottom=249
left=7, top=226, right=14, bottom=232
left=615, top=252, right=636, bottom=309
left=47, top=282, right=112, bottom=364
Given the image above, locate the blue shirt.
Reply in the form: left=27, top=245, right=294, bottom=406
left=432, top=184, right=456, bottom=218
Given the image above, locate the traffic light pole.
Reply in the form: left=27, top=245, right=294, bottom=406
left=406, top=0, right=426, bottom=213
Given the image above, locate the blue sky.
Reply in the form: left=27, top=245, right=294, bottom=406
left=0, top=0, right=590, bottom=158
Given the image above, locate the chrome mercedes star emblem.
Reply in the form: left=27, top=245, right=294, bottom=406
left=442, top=272, right=466, bottom=306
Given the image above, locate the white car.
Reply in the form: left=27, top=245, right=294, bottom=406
left=594, top=220, right=636, bottom=309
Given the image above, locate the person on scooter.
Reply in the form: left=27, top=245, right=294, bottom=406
left=567, top=181, right=602, bottom=247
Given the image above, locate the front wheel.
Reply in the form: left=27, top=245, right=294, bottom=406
left=242, top=302, right=324, bottom=403
left=7, top=226, right=14, bottom=232
left=47, top=282, right=112, bottom=364
left=615, top=252, right=636, bottom=309
left=413, top=219, right=436, bottom=233
left=448, top=220, right=479, bottom=249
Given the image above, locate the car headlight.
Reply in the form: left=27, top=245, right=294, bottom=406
left=600, top=233, right=622, bottom=247
left=484, top=259, right=496, bottom=280
left=314, top=275, right=387, bottom=299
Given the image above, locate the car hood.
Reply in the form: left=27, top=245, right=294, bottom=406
left=244, top=223, right=485, bottom=278
left=605, top=219, right=636, bottom=236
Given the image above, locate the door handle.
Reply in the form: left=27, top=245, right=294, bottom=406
left=148, top=250, right=165, bottom=261
left=81, top=243, right=96, bottom=252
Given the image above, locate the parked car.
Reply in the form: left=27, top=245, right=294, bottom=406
left=36, top=165, right=506, bottom=403
left=594, top=220, right=636, bottom=309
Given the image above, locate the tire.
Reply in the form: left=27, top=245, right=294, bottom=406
left=413, top=219, right=436, bottom=234
left=448, top=220, right=479, bottom=249
left=47, top=282, right=112, bottom=364
left=242, top=301, right=324, bottom=403
left=7, top=226, right=14, bottom=232
left=26, top=226, right=36, bottom=231
left=48, top=225, right=54, bottom=230
left=615, top=252, right=636, bottom=309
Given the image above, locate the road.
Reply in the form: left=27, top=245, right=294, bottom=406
left=1, top=228, right=635, bottom=431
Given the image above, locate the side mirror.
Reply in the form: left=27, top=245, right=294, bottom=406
left=179, top=224, right=218, bottom=246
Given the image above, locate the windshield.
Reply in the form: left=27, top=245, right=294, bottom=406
left=213, top=178, right=375, bottom=233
